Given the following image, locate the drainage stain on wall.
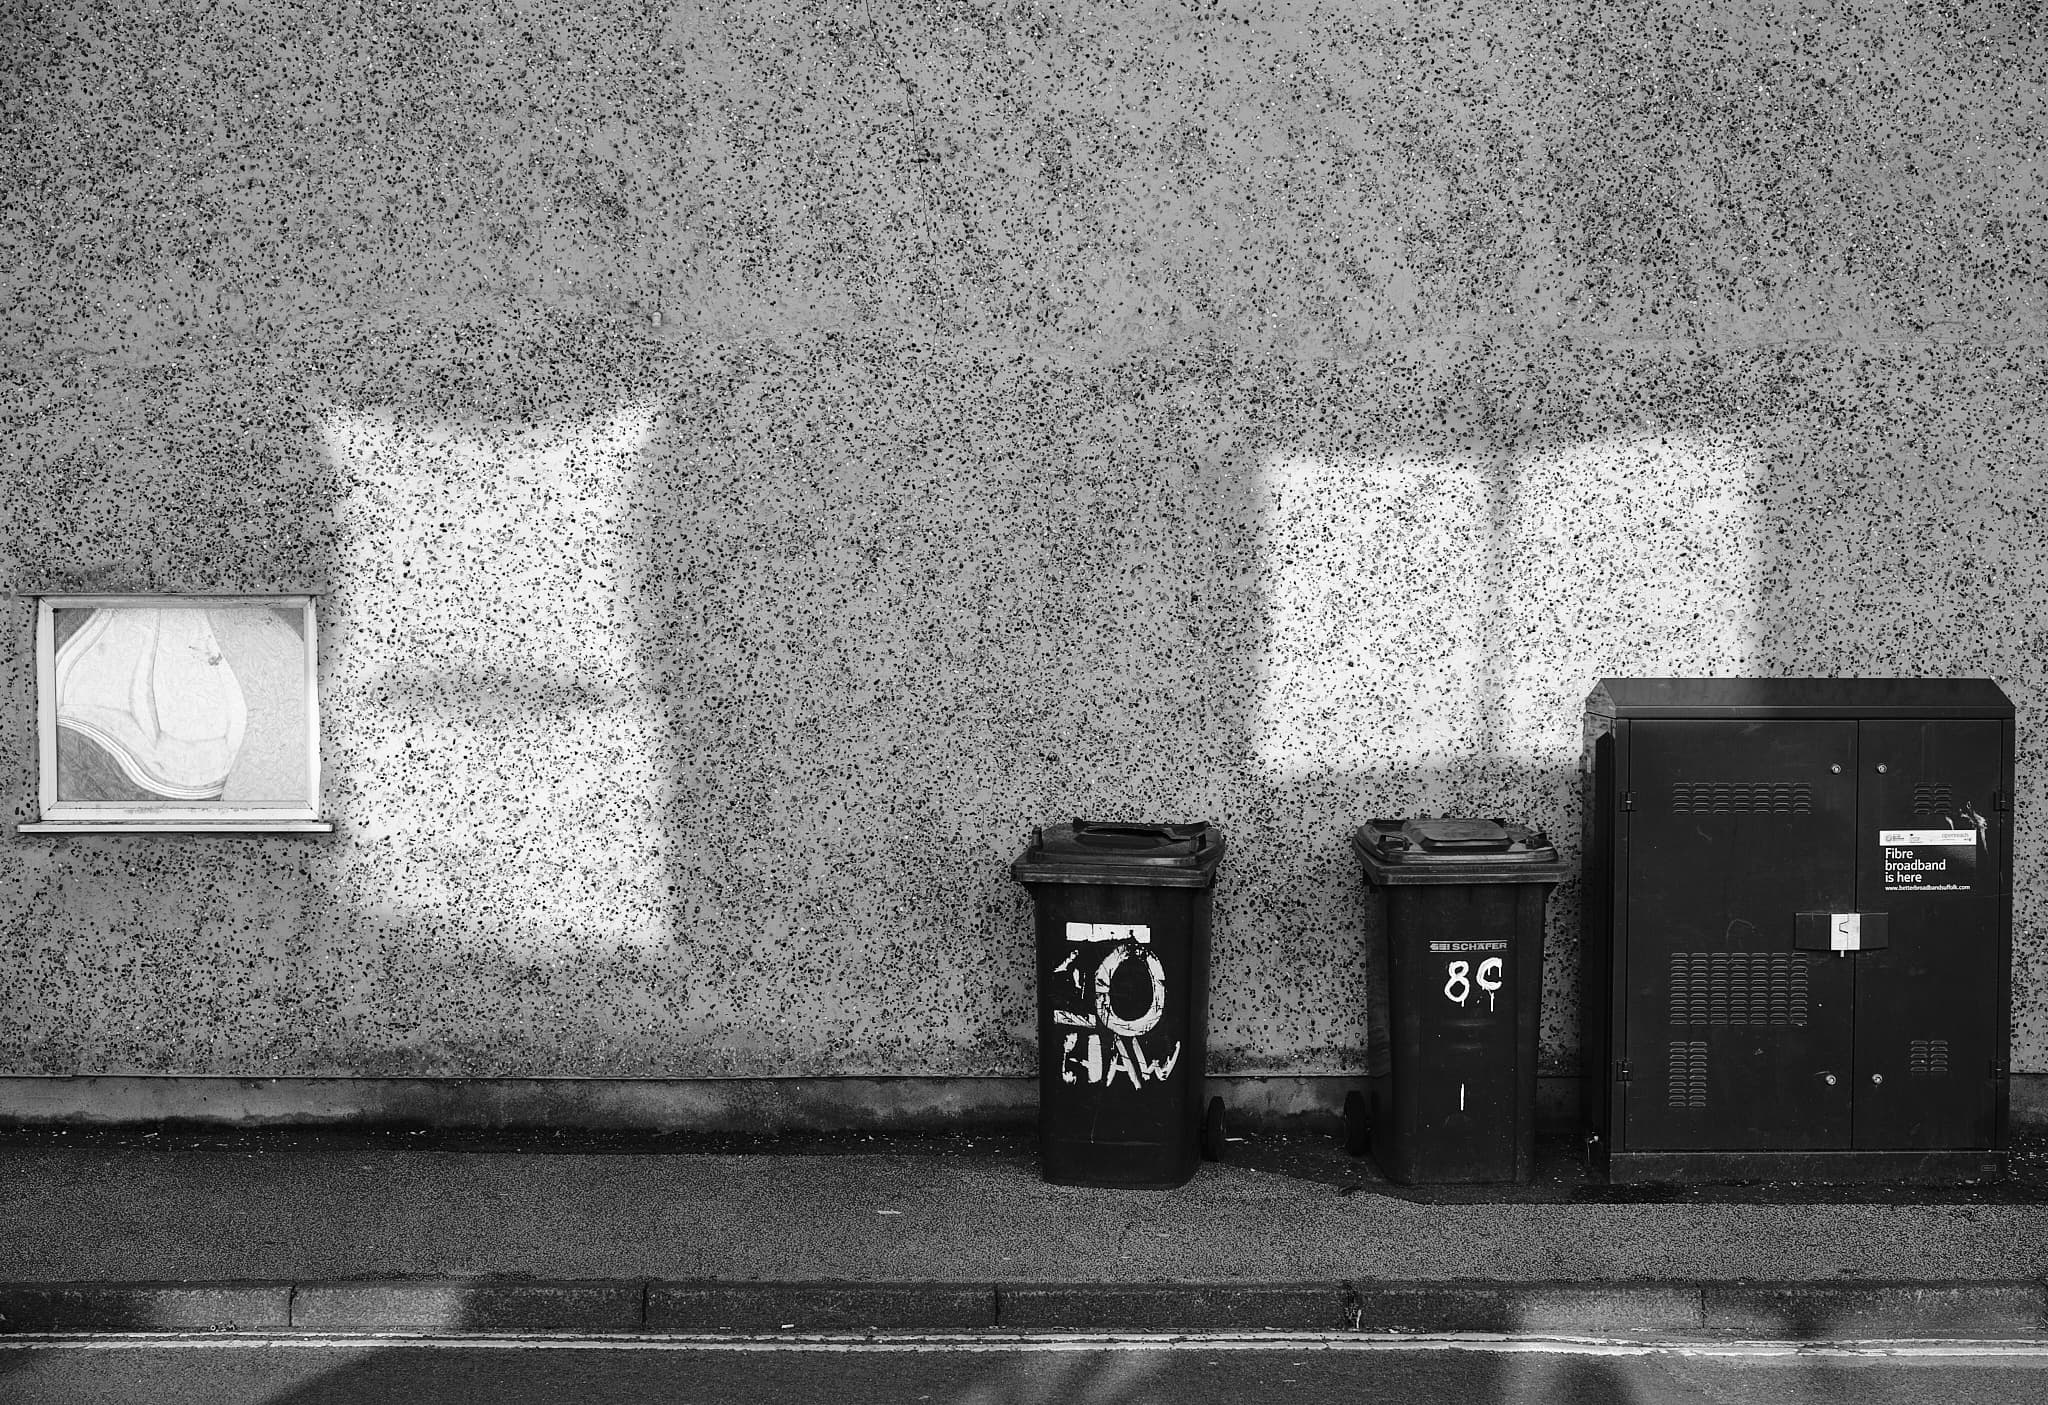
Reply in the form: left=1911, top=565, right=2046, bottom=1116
left=2, top=3, right=2045, bottom=1079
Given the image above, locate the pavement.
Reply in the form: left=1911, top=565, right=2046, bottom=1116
left=4, top=1124, right=2048, bottom=1340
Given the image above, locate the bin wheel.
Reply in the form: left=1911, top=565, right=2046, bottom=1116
left=1343, top=1090, right=1370, bottom=1157
left=1201, top=1096, right=1227, bottom=1161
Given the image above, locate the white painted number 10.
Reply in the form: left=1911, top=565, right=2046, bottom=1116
left=1444, top=957, right=1505, bottom=1009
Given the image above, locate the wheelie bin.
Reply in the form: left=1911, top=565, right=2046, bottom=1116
left=1349, top=817, right=1566, bottom=1183
left=1012, top=820, right=1227, bottom=1187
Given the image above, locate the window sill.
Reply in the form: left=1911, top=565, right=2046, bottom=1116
left=17, top=820, right=335, bottom=835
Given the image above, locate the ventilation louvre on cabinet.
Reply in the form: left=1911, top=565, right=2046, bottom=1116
left=1668, top=952, right=1810, bottom=1027
left=1667, top=1041, right=1708, bottom=1108
left=1911, top=785, right=1956, bottom=816
left=1908, top=1039, right=1951, bottom=1077
left=1670, top=781, right=1814, bottom=814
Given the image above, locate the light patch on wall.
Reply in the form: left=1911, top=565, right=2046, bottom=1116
left=318, top=405, right=666, bottom=950
left=1255, top=435, right=1765, bottom=777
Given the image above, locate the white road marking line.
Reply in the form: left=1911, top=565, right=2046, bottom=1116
left=4, top=1333, right=2048, bottom=1359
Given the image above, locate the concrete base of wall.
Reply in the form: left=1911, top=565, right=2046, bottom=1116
left=0, top=1075, right=2041, bottom=1135
left=0, top=1075, right=1355, bottom=1135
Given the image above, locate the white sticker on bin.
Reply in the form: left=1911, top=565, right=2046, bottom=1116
left=1064, top=922, right=1151, bottom=943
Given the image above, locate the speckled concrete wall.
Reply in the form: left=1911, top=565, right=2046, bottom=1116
left=3, top=1, right=2046, bottom=1082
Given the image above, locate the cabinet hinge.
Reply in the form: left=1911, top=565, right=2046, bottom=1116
left=1994, top=1061, right=2009, bottom=1080
left=1617, top=1059, right=1632, bottom=1082
left=1620, top=791, right=1636, bottom=812
left=1994, top=791, right=2012, bottom=813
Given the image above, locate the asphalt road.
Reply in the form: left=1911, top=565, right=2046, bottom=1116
left=4, top=1335, right=2048, bottom=1404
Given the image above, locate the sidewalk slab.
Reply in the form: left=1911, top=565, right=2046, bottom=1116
left=1348, top=1283, right=1706, bottom=1335
left=995, top=1282, right=1345, bottom=1331
left=0, top=1283, right=289, bottom=1333
left=647, top=1281, right=997, bottom=1331
left=1701, top=1282, right=2048, bottom=1339
left=1, top=1129, right=2046, bottom=1339
left=291, top=1280, right=643, bottom=1331
left=6, top=1139, right=2047, bottom=1285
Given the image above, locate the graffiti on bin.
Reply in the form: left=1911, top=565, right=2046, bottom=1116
left=1431, top=938, right=1505, bottom=1011
left=1053, top=922, right=1180, bottom=1089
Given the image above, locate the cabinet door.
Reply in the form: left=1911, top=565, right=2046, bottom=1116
left=1623, top=720, right=1857, bottom=1150
left=1853, top=719, right=2004, bottom=1149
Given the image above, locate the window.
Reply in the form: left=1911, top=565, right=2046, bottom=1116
left=23, top=595, right=327, bottom=833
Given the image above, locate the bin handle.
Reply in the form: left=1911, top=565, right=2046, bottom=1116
left=1070, top=819, right=1209, bottom=850
left=1411, top=818, right=1515, bottom=852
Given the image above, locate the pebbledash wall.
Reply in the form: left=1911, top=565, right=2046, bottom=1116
left=3, top=1, right=2047, bottom=1128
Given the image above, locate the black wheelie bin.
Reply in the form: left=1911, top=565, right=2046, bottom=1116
left=1012, top=820, right=1228, bottom=1187
left=1349, top=817, right=1567, bottom=1183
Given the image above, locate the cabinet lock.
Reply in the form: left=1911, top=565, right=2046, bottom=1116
left=1794, top=911, right=1890, bottom=953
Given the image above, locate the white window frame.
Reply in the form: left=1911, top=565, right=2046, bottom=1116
left=22, top=594, right=329, bottom=834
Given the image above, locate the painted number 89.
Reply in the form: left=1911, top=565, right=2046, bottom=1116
left=1444, top=957, right=1505, bottom=1008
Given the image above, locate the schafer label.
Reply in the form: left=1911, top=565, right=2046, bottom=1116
left=1879, top=829, right=1976, bottom=893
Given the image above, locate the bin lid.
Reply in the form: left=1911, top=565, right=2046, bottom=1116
left=1012, top=820, right=1226, bottom=888
left=1352, top=817, right=1567, bottom=886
